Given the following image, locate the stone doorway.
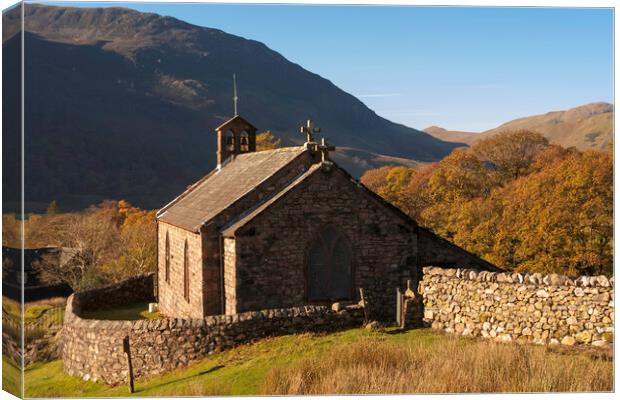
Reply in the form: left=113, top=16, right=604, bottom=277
left=307, top=226, right=353, bottom=301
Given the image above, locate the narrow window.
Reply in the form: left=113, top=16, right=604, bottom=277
left=239, top=130, right=249, bottom=152
left=183, top=239, right=189, bottom=302
left=225, top=130, right=235, bottom=151
left=307, top=226, right=353, bottom=301
left=165, top=231, right=170, bottom=283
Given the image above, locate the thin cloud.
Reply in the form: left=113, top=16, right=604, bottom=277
left=355, top=93, right=403, bottom=98
left=379, top=110, right=442, bottom=117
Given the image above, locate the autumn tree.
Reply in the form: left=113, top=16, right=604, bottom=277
left=256, top=131, right=282, bottom=151
left=33, top=208, right=121, bottom=290
left=360, top=166, right=393, bottom=193
left=2, top=214, right=21, bottom=248
left=360, top=137, right=612, bottom=276
left=32, top=200, right=157, bottom=289
left=372, top=150, right=495, bottom=238
left=103, top=207, right=157, bottom=282
left=46, top=200, right=61, bottom=215
left=505, top=150, right=613, bottom=275
left=471, top=130, right=549, bottom=182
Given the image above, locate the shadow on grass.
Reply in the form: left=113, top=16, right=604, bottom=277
left=382, top=326, right=413, bottom=335
left=134, top=365, right=225, bottom=393
left=80, top=302, right=159, bottom=321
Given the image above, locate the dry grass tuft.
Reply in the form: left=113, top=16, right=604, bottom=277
left=262, top=336, right=613, bottom=394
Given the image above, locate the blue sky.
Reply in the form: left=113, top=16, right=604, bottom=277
left=48, top=2, right=613, bottom=131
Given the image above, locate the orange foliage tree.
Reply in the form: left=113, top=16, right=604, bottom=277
left=360, top=130, right=612, bottom=276
left=256, top=131, right=282, bottom=151
left=21, top=200, right=157, bottom=290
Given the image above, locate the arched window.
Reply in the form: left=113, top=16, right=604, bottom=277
left=307, top=226, right=352, bottom=301
left=239, top=130, right=249, bottom=152
left=183, top=239, right=189, bottom=302
left=225, top=130, right=235, bottom=151
left=164, top=231, right=170, bottom=283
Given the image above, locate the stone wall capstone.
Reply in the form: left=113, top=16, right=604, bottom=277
left=62, top=274, right=364, bottom=386
left=420, top=267, right=614, bottom=347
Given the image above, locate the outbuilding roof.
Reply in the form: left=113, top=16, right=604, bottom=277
left=157, top=146, right=307, bottom=231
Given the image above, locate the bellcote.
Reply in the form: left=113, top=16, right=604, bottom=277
left=215, top=115, right=257, bottom=168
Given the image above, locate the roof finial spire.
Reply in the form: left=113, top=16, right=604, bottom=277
left=233, top=73, right=239, bottom=115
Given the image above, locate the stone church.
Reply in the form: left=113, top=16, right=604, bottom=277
left=156, top=114, right=499, bottom=320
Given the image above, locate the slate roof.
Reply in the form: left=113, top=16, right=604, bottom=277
left=157, top=146, right=307, bottom=232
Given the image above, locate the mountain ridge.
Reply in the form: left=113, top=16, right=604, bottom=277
left=3, top=4, right=462, bottom=212
left=423, top=102, right=613, bottom=150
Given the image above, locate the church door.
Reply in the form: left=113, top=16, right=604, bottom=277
left=307, top=226, right=353, bottom=301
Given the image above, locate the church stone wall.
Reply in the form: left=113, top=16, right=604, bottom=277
left=61, top=274, right=364, bottom=386
left=157, top=222, right=204, bottom=318
left=420, top=267, right=614, bottom=346
left=229, top=166, right=418, bottom=320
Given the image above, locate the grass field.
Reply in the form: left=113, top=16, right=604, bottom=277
left=23, top=328, right=613, bottom=397
left=3, top=296, right=66, bottom=346
left=2, top=297, right=66, bottom=321
left=2, top=355, right=21, bottom=398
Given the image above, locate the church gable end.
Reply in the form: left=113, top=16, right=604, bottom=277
left=223, top=165, right=419, bottom=319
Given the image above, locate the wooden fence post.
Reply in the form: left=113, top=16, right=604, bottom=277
left=396, top=287, right=402, bottom=328
left=123, top=336, right=134, bottom=393
left=358, top=288, right=369, bottom=324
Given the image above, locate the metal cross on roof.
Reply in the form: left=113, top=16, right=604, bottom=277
left=300, top=119, right=320, bottom=143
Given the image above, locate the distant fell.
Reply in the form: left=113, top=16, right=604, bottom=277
left=423, top=102, right=613, bottom=151
left=422, top=126, right=479, bottom=145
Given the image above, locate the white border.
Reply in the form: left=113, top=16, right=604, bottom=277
left=0, top=1, right=615, bottom=400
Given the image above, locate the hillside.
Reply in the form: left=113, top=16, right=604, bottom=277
left=2, top=4, right=461, bottom=212
left=423, top=102, right=613, bottom=150
left=422, top=126, right=479, bottom=145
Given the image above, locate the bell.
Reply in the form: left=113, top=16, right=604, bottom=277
left=240, top=136, right=248, bottom=146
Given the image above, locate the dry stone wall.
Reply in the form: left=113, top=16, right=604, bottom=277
left=62, top=267, right=614, bottom=387
left=62, top=274, right=364, bottom=386
left=420, top=267, right=614, bottom=347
